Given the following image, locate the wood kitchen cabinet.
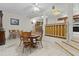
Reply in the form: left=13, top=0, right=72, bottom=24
left=0, top=10, right=5, bottom=45
left=45, top=23, right=67, bottom=39
left=45, top=17, right=67, bottom=39
left=0, top=31, right=5, bottom=45
left=35, top=21, right=43, bottom=33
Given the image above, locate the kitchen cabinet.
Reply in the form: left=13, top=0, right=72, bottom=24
left=0, top=10, right=5, bottom=45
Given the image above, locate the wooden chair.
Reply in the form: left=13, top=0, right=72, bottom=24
left=9, top=30, right=12, bottom=39
left=16, top=30, right=20, bottom=38
left=11, top=30, right=17, bottom=39
left=36, top=33, right=43, bottom=48
left=19, top=31, right=23, bottom=46
left=22, top=32, right=31, bottom=43
left=19, top=32, right=32, bottom=53
left=19, top=31, right=28, bottom=46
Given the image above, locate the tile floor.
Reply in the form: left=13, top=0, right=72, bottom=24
left=0, top=33, right=78, bottom=56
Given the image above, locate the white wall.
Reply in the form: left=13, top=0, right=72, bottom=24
left=2, top=11, right=32, bottom=39
left=43, top=4, right=69, bottom=24
left=65, top=4, right=73, bottom=41
left=43, top=8, right=58, bottom=24
left=43, top=4, right=74, bottom=41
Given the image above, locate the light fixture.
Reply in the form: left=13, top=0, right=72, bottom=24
left=35, top=3, right=39, bottom=6
left=33, top=3, right=40, bottom=12
left=41, top=16, right=44, bottom=18
left=31, top=19, right=37, bottom=24
left=52, top=6, right=61, bottom=16
left=33, top=6, right=40, bottom=11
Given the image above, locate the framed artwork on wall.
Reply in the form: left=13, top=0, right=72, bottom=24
left=10, top=18, right=19, bottom=25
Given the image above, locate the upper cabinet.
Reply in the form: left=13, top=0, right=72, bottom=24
left=35, top=21, right=43, bottom=33
left=57, top=17, right=68, bottom=24
left=73, top=15, right=79, bottom=22
left=0, top=10, right=3, bottom=27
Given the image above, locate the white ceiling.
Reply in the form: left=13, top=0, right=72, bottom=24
left=0, top=3, right=55, bottom=18
left=0, top=3, right=78, bottom=18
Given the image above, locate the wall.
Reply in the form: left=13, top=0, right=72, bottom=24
left=2, top=11, right=32, bottom=39
left=43, top=4, right=74, bottom=41
left=43, top=4, right=69, bottom=24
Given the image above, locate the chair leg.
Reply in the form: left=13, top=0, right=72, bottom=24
left=9, top=35, right=11, bottom=40
left=40, top=41, right=43, bottom=48
left=29, top=44, right=32, bottom=53
left=19, top=41, right=21, bottom=46
left=29, top=47, right=31, bottom=53
left=22, top=46, right=25, bottom=53
left=19, top=40, right=22, bottom=47
left=8, top=36, right=10, bottom=40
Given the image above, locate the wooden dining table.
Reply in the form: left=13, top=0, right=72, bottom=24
left=28, top=35, right=40, bottom=48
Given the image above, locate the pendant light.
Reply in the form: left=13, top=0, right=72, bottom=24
left=52, top=6, right=61, bottom=16
left=33, top=3, right=40, bottom=12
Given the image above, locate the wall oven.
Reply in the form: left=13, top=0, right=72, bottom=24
left=73, top=24, right=79, bottom=32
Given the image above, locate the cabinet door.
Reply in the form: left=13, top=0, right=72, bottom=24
left=0, top=16, right=2, bottom=27
left=50, top=26, right=52, bottom=35
left=45, top=26, right=48, bottom=35
left=53, top=25, right=55, bottom=36
left=0, top=11, right=3, bottom=27
left=59, top=25, right=61, bottom=37
left=0, top=31, right=5, bottom=45
left=56, top=25, right=58, bottom=36
left=51, top=26, right=53, bottom=36
left=64, top=25, right=67, bottom=38
left=62, top=25, right=64, bottom=37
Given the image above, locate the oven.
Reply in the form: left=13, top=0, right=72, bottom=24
left=73, top=24, right=79, bottom=32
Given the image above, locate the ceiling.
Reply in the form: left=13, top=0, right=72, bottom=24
left=0, top=3, right=79, bottom=18
left=0, top=3, right=54, bottom=17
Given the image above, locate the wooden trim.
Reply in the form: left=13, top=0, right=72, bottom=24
left=45, top=24, right=67, bottom=39
left=62, top=41, right=79, bottom=52
left=55, top=42, right=74, bottom=56
left=45, top=34, right=66, bottom=39
left=71, top=40, right=79, bottom=44
left=58, top=17, right=68, bottom=20
left=73, top=15, right=79, bottom=19
left=46, top=23, right=66, bottom=26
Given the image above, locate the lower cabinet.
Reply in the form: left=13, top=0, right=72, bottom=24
left=0, top=31, right=5, bottom=45
left=45, top=24, right=67, bottom=39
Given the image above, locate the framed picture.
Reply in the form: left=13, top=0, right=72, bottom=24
left=10, top=18, right=19, bottom=25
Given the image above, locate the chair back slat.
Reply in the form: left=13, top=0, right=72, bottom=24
left=20, top=32, right=31, bottom=42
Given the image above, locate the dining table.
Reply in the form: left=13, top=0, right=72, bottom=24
left=28, top=35, right=40, bottom=48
